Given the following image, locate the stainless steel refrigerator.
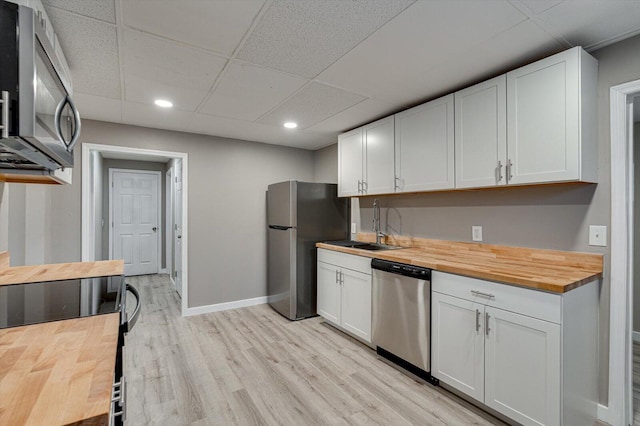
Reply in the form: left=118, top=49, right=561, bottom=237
left=267, top=181, right=349, bottom=320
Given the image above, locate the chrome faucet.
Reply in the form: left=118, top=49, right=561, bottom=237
left=372, top=199, right=385, bottom=245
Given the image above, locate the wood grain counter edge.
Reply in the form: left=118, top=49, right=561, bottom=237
left=0, top=259, right=125, bottom=286
left=316, top=238, right=603, bottom=294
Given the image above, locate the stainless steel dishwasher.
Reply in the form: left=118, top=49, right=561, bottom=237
left=371, top=259, right=438, bottom=384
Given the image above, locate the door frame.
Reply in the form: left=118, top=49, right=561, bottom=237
left=607, top=78, right=639, bottom=425
left=82, top=143, right=189, bottom=317
left=165, top=168, right=173, bottom=283
left=108, top=168, right=162, bottom=275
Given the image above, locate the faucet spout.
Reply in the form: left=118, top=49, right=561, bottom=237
left=372, top=199, right=384, bottom=245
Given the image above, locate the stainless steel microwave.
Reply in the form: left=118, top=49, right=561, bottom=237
left=0, top=1, right=80, bottom=172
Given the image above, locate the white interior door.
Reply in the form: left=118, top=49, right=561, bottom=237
left=173, top=159, right=183, bottom=297
left=111, top=170, right=160, bottom=276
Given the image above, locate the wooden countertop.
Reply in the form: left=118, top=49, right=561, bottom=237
left=0, top=313, right=120, bottom=426
left=0, top=253, right=124, bottom=286
left=317, top=235, right=603, bottom=293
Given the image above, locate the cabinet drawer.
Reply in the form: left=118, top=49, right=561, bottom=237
left=432, top=271, right=561, bottom=324
left=318, top=249, right=371, bottom=275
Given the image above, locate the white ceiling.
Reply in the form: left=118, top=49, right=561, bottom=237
left=41, top=0, right=640, bottom=150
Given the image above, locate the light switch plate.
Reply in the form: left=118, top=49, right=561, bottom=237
left=589, top=225, right=607, bottom=246
left=472, top=225, right=483, bottom=242
left=351, top=222, right=357, bottom=234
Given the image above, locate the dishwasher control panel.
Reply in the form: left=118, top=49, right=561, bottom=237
left=371, top=259, right=431, bottom=279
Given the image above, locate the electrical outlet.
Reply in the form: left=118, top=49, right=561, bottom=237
left=351, top=222, right=357, bottom=234
left=472, top=226, right=483, bottom=242
left=589, top=225, right=607, bottom=246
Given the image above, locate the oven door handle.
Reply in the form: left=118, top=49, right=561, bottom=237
left=124, top=283, right=141, bottom=333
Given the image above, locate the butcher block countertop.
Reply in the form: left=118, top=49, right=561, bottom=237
left=0, top=252, right=124, bottom=286
left=0, top=313, right=120, bottom=426
left=317, top=234, right=603, bottom=293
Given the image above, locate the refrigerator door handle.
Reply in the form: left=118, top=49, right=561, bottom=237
left=268, top=225, right=293, bottom=230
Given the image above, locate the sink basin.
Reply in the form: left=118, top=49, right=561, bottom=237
left=323, top=240, right=404, bottom=251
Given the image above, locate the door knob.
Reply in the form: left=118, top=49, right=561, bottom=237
left=152, top=227, right=157, bottom=232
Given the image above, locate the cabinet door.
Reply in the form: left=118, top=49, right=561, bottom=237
left=338, top=127, right=364, bottom=197
left=484, top=306, right=560, bottom=426
left=394, top=95, right=455, bottom=192
left=340, top=268, right=372, bottom=343
left=363, top=116, right=395, bottom=195
left=506, top=48, right=580, bottom=185
left=431, top=292, right=485, bottom=402
left=455, top=76, right=507, bottom=189
left=317, top=262, right=341, bottom=325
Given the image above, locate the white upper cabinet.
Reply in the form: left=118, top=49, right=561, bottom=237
left=338, top=127, right=364, bottom=197
left=338, top=117, right=394, bottom=197
left=364, top=116, right=395, bottom=195
left=455, top=76, right=507, bottom=189
left=506, top=47, right=598, bottom=185
left=395, top=95, right=455, bottom=192
left=337, top=47, right=597, bottom=196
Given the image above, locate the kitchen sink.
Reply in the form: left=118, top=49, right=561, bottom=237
left=323, top=240, right=404, bottom=251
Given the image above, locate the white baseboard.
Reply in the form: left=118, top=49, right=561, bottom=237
left=159, top=268, right=167, bottom=274
left=597, top=403, right=609, bottom=424
left=633, top=331, right=640, bottom=342
left=184, top=296, right=268, bottom=317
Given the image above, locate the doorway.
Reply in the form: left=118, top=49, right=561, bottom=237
left=81, top=143, right=189, bottom=316
left=609, top=80, right=640, bottom=426
left=109, top=169, right=161, bottom=276
left=632, top=94, right=640, bottom=425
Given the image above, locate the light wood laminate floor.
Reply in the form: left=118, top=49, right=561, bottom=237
left=124, top=274, right=510, bottom=425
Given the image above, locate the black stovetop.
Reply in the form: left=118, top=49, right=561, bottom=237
left=0, top=275, right=124, bottom=329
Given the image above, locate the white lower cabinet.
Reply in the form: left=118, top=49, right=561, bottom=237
left=432, top=271, right=598, bottom=426
left=317, top=249, right=372, bottom=344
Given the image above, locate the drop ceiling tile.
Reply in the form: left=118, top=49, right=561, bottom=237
left=510, top=0, right=565, bottom=15
left=123, top=0, right=265, bottom=56
left=188, top=113, right=332, bottom=150
left=306, top=99, right=399, bottom=134
left=123, top=31, right=227, bottom=111
left=257, top=82, right=367, bottom=129
left=317, top=0, right=527, bottom=104
left=122, top=102, right=194, bottom=134
left=425, top=20, right=566, bottom=96
left=236, top=0, right=415, bottom=78
left=45, top=8, right=120, bottom=98
left=535, top=0, right=640, bottom=49
left=201, top=61, right=308, bottom=121
left=42, top=0, right=116, bottom=23
left=74, top=92, right=122, bottom=123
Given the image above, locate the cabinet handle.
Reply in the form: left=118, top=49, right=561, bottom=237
left=506, top=159, right=513, bottom=182
left=470, top=290, right=495, bottom=299
left=497, top=160, right=503, bottom=183
left=357, top=180, right=361, bottom=193
left=485, top=312, right=490, bottom=336
left=394, top=176, right=401, bottom=191
left=0, top=91, right=9, bottom=139
left=475, top=309, right=481, bottom=333
left=335, top=270, right=339, bottom=283
left=362, top=181, right=367, bottom=194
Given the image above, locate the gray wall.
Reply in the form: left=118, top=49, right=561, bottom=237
left=313, top=143, right=338, bottom=184
left=45, top=120, right=314, bottom=309
left=101, top=159, right=167, bottom=268
left=319, top=34, right=640, bottom=406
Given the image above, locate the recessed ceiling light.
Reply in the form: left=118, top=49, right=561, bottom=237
left=283, top=122, right=298, bottom=129
left=154, top=99, right=173, bottom=108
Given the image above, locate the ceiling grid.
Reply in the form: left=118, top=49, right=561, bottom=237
left=38, top=0, right=640, bottom=150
